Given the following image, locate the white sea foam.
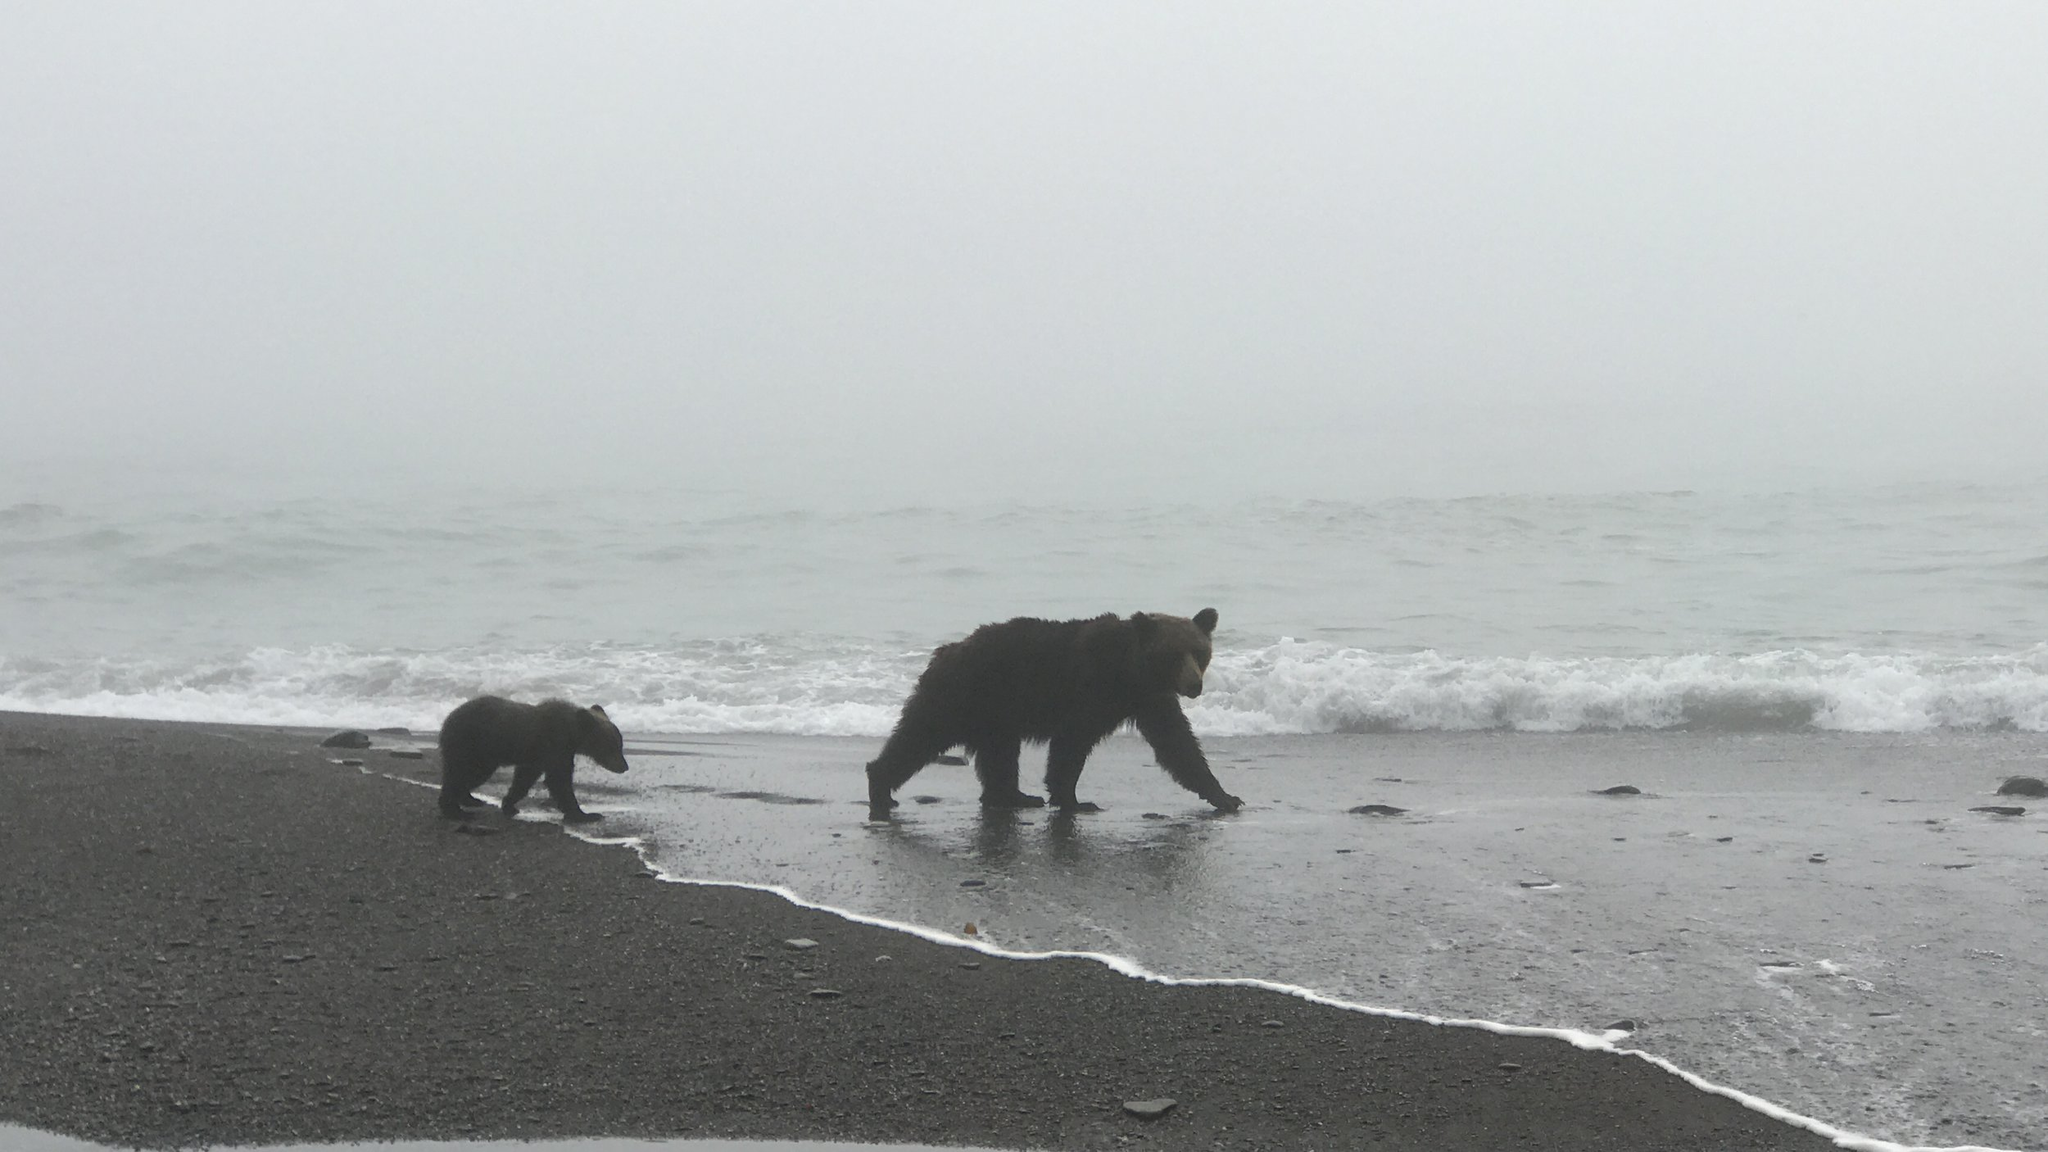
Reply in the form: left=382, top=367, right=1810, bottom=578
left=6, top=639, right=2046, bottom=737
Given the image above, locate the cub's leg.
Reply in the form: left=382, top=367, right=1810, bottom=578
left=545, top=760, right=602, bottom=823
left=501, top=761, right=545, bottom=817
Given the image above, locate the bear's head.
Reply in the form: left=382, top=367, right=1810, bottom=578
left=1130, top=607, right=1218, bottom=699
left=577, top=704, right=630, bottom=774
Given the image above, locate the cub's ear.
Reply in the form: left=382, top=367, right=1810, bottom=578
left=1129, top=611, right=1154, bottom=636
left=587, top=704, right=608, bottom=717
left=1193, top=607, right=1218, bottom=635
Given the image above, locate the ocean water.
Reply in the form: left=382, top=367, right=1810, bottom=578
left=2, top=473, right=2045, bottom=735
left=6, top=470, right=2048, bottom=1149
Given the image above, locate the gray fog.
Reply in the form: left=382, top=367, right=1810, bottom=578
left=5, top=3, right=2045, bottom=506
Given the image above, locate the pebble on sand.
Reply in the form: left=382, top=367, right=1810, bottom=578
left=319, top=730, right=372, bottom=749
left=1594, top=785, right=1642, bottom=796
left=1995, top=776, right=2047, bottom=798
left=784, top=938, right=819, bottom=951
left=388, top=749, right=426, bottom=760
left=1122, top=1098, right=1177, bottom=1120
left=1970, top=805, right=2026, bottom=817
left=1348, top=804, right=1408, bottom=816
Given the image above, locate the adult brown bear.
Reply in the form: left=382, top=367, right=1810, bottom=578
left=865, top=608, right=1242, bottom=818
left=437, top=696, right=628, bottom=823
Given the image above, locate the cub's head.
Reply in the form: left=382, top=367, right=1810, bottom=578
left=1130, top=607, right=1218, bottom=699
left=577, top=704, right=630, bottom=774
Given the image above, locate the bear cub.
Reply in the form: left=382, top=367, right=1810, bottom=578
left=438, top=695, right=629, bottom=823
left=866, top=607, right=1242, bottom=818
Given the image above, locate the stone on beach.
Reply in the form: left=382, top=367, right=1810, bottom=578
left=1970, top=806, right=2026, bottom=817
left=1594, top=785, right=1641, bottom=795
left=1349, top=803, right=1409, bottom=816
left=1122, top=1098, right=1177, bottom=1119
left=319, top=730, right=371, bottom=749
left=1995, top=776, right=2046, bottom=798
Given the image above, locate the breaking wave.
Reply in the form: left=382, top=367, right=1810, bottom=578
left=4, top=638, right=2046, bottom=736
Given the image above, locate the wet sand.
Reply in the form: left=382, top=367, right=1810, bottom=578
left=563, top=730, right=2048, bottom=1149
left=3, top=710, right=1843, bottom=1151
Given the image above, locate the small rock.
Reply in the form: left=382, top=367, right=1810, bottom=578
left=1715, top=836, right=1734, bottom=843
left=1498, top=1062, right=1523, bottom=1072
left=1996, top=776, right=2047, bottom=797
left=1141, top=812, right=1168, bottom=820
left=375, top=726, right=410, bottom=735
left=960, top=879, right=986, bottom=888
left=912, top=795, right=942, bottom=805
left=959, top=961, right=981, bottom=970
left=934, top=754, right=968, bottom=766
left=784, top=938, right=819, bottom=951
left=1260, top=1019, right=1284, bottom=1028
left=1348, top=804, right=1408, bottom=816
left=320, top=730, right=372, bottom=749
left=874, top=955, right=892, bottom=963
left=338, top=758, right=363, bottom=767
left=1605, top=1019, right=1637, bottom=1032
left=1518, top=880, right=1557, bottom=889
left=281, top=954, right=310, bottom=963
left=1594, top=785, right=1641, bottom=796
left=688, top=917, right=704, bottom=925
left=1971, top=806, right=2026, bottom=817
left=388, top=749, right=425, bottom=760
left=807, top=988, right=843, bottom=999
left=1807, top=854, right=1827, bottom=863
left=962, top=922, right=978, bottom=936
left=1122, top=1098, right=1177, bottom=1120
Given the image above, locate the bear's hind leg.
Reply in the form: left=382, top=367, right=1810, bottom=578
left=501, top=761, right=545, bottom=817
left=970, top=738, right=1044, bottom=808
left=438, top=754, right=493, bottom=818
left=1045, top=731, right=1106, bottom=813
left=544, top=760, right=602, bottom=824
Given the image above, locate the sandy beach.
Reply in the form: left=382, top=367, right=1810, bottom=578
left=0, top=710, right=1853, bottom=1151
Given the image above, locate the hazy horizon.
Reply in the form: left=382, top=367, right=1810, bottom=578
left=6, top=3, right=2046, bottom=507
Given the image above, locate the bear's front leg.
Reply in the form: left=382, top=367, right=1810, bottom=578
left=544, top=761, right=603, bottom=823
left=1133, top=698, right=1241, bottom=813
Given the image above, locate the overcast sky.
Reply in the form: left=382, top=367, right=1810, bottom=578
left=4, top=2, right=2045, bottom=505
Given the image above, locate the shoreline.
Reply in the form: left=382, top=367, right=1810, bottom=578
left=2, top=710, right=1850, bottom=1150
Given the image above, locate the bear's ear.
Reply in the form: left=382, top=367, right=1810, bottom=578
left=1130, top=612, right=1154, bottom=637
left=1193, top=607, right=1218, bottom=635
left=588, top=704, right=609, bottom=718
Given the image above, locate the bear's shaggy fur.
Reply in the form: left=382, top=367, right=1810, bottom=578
left=437, top=695, right=628, bottom=823
left=865, top=608, right=1241, bottom=817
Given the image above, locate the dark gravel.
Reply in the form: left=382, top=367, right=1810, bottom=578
left=0, top=711, right=1842, bottom=1151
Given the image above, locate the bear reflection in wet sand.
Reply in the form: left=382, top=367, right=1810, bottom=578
left=438, top=695, right=630, bottom=824
left=865, top=608, right=1243, bottom=819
